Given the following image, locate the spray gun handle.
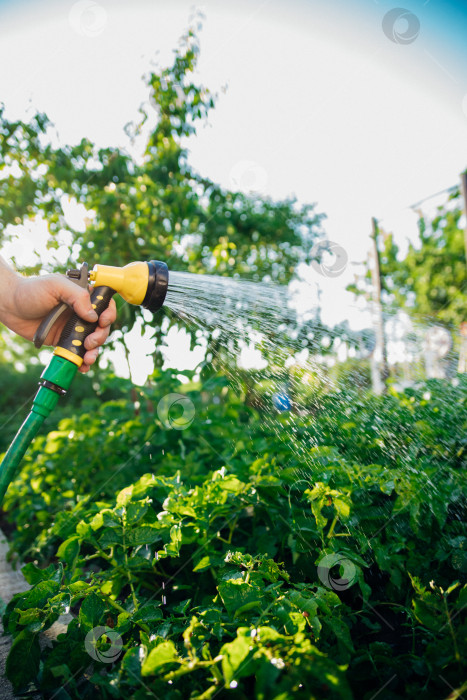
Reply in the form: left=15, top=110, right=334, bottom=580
left=54, top=286, right=116, bottom=367
left=33, top=262, right=90, bottom=349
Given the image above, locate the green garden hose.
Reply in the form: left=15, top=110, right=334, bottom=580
left=0, top=411, right=45, bottom=505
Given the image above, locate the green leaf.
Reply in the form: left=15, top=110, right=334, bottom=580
left=6, top=630, right=40, bottom=690
left=217, top=580, right=262, bottom=617
left=141, top=640, right=180, bottom=676
left=117, top=485, right=134, bottom=506
left=76, top=520, right=92, bottom=538
left=333, top=497, right=351, bottom=519
left=22, top=562, right=56, bottom=585
left=90, top=512, right=104, bottom=531
left=49, top=592, right=72, bottom=616
left=68, top=581, right=89, bottom=596
left=412, top=596, right=444, bottom=632
left=120, top=647, right=142, bottom=680
left=99, top=527, right=124, bottom=547
left=325, top=616, right=355, bottom=654
left=133, top=604, right=163, bottom=623
left=193, top=555, right=212, bottom=572
left=161, top=525, right=182, bottom=557
left=16, top=608, right=42, bottom=625
left=57, top=536, right=80, bottom=568
left=233, top=600, right=262, bottom=618
left=221, top=632, right=254, bottom=684
left=127, top=501, right=149, bottom=525
left=126, top=525, right=160, bottom=546
left=79, top=592, right=106, bottom=629
left=22, top=579, right=61, bottom=609
left=288, top=590, right=319, bottom=617
left=173, top=598, right=192, bottom=614
left=220, top=477, right=244, bottom=492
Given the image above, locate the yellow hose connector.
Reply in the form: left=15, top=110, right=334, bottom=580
left=89, top=262, right=149, bottom=306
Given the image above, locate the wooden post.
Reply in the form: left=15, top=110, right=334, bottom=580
left=370, top=217, right=389, bottom=393
left=459, top=172, right=467, bottom=372
left=459, top=323, right=467, bottom=374
left=460, top=171, right=467, bottom=268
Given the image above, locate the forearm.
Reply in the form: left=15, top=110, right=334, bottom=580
left=0, top=256, right=21, bottom=324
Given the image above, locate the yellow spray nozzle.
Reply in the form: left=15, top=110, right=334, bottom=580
left=89, top=261, right=149, bottom=305
left=89, top=260, right=169, bottom=312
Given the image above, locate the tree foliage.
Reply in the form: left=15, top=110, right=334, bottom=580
left=379, top=190, right=466, bottom=328
left=0, top=25, right=324, bottom=351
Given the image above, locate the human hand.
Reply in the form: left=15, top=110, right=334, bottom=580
left=0, top=264, right=116, bottom=373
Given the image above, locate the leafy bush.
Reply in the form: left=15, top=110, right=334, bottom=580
left=0, top=364, right=131, bottom=454
left=2, top=371, right=467, bottom=698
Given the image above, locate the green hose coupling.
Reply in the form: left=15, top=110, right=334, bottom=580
left=32, top=355, right=79, bottom=418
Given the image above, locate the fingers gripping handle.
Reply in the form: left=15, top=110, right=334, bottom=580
left=55, top=286, right=115, bottom=366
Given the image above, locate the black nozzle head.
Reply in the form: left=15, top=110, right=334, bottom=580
left=143, top=260, right=169, bottom=313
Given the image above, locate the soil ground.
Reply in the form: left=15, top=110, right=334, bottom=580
left=0, top=529, right=72, bottom=699
left=0, top=528, right=28, bottom=700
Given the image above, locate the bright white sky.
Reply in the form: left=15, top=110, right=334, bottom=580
left=1, top=0, right=467, bottom=382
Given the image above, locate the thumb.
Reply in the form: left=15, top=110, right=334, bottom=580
left=55, top=277, right=98, bottom=322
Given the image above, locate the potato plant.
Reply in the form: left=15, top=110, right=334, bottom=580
left=1, top=371, right=467, bottom=698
